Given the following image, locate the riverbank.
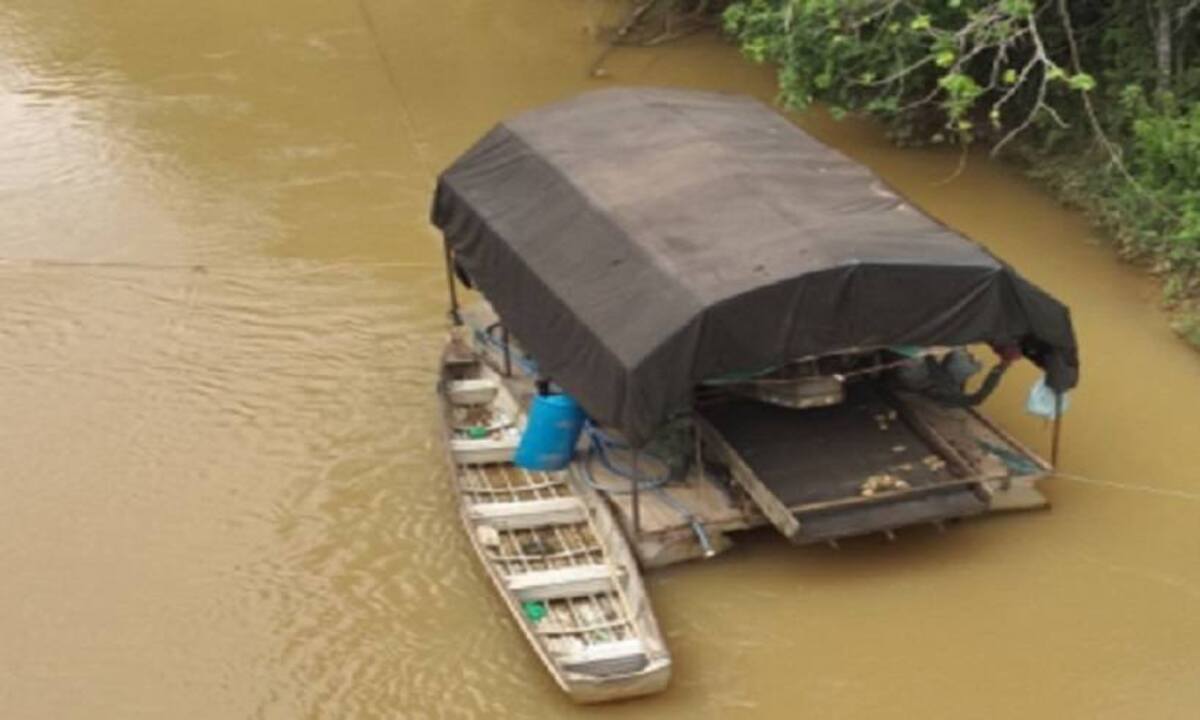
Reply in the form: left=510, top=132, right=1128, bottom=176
left=1026, top=147, right=1200, bottom=347
left=719, top=0, right=1200, bottom=349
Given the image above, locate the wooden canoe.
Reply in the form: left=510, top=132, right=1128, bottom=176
left=437, top=334, right=671, bottom=703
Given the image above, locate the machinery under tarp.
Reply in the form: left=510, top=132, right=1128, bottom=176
left=432, top=88, right=1080, bottom=444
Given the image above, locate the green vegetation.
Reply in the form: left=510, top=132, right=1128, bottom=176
left=722, top=0, right=1200, bottom=344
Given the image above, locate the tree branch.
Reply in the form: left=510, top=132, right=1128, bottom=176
left=1055, top=0, right=1175, bottom=216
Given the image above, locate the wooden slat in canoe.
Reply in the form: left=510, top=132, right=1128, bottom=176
left=468, top=496, right=587, bottom=529
left=505, top=564, right=614, bottom=601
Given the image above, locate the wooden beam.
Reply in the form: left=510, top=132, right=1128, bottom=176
left=966, top=407, right=1052, bottom=473
left=787, top=478, right=984, bottom=516
left=882, top=390, right=974, bottom=478
left=693, top=414, right=801, bottom=542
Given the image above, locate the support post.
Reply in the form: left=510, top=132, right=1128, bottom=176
left=631, top=449, right=641, bottom=539
left=1051, top=391, right=1063, bottom=468
left=443, top=240, right=461, bottom=325
left=502, top=326, right=512, bottom=377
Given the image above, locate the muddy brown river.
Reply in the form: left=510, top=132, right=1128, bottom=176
left=2, top=1, right=1198, bottom=718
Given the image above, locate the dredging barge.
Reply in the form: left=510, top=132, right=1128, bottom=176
left=431, top=88, right=1080, bottom=701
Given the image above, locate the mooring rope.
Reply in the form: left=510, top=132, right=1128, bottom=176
left=354, top=0, right=434, bottom=179
left=0, top=258, right=438, bottom=274
left=1052, top=472, right=1200, bottom=503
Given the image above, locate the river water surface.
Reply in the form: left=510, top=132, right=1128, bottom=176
left=2, top=2, right=1198, bottom=718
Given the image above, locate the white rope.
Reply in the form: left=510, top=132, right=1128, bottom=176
left=0, top=258, right=438, bottom=274
left=1052, top=472, right=1200, bottom=503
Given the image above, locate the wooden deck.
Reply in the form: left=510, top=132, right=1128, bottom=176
left=455, top=304, right=1050, bottom=567
left=576, top=450, right=766, bottom=568
left=587, top=391, right=1050, bottom=565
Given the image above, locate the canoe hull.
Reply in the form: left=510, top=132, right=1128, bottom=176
left=437, top=334, right=672, bottom=704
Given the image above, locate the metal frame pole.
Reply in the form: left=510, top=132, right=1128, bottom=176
left=443, top=240, right=461, bottom=325
left=502, top=326, right=512, bottom=377
left=631, top=449, right=641, bottom=539
left=1051, top=391, right=1063, bottom=468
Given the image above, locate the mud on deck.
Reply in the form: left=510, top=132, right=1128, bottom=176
left=696, top=380, right=1049, bottom=545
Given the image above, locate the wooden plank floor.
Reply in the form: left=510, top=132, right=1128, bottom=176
left=582, top=458, right=760, bottom=536
left=898, top=393, right=1049, bottom=479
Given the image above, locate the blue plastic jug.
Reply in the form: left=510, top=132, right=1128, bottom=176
left=514, top=394, right=586, bottom=470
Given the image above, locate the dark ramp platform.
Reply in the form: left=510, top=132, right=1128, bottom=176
left=699, top=383, right=988, bottom=543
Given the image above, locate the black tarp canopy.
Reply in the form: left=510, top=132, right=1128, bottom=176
left=432, top=88, right=1079, bottom=444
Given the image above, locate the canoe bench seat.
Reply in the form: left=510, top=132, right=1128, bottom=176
left=560, top=639, right=650, bottom=678
left=505, top=564, right=613, bottom=601
left=446, top=378, right=499, bottom=406
left=468, top=497, right=587, bottom=530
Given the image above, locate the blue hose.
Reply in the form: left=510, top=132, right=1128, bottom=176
left=583, top=423, right=670, bottom=490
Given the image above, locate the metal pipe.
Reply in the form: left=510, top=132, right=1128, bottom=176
left=688, top=418, right=717, bottom=558
left=1051, top=391, right=1063, bottom=468
left=654, top=487, right=716, bottom=559
left=690, top=518, right=715, bottom=558
left=442, top=240, right=461, bottom=325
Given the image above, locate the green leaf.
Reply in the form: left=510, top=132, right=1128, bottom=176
left=867, top=96, right=900, bottom=113
left=721, top=4, right=745, bottom=32
left=1000, top=0, right=1034, bottom=17
left=935, top=50, right=956, bottom=68
left=1068, top=73, right=1097, bottom=92
left=744, top=38, right=768, bottom=63
left=910, top=14, right=931, bottom=31
left=1002, top=68, right=1018, bottom=85
left=938, top=72, right=980, bottom=97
